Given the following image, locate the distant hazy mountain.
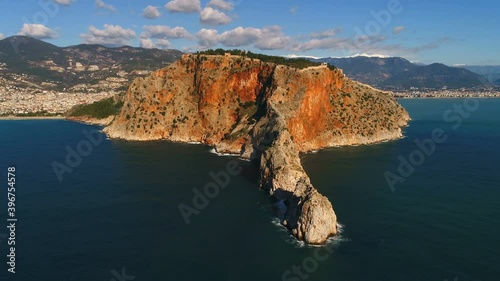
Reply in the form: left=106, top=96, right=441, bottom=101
left=0, top=36, right=182, bottom=90
left=312, top=57, right=415, bottom=88
left=311, top=56, right=490, bottom=90
left=462, top=65, right=500, bottom=84
left=385, top=63, right=490, bottom=89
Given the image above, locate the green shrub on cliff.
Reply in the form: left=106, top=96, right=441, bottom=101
left=68, top=97, right=123, bottom=119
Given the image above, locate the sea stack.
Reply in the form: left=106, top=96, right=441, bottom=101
left=104, top=54, right=410, bottom=244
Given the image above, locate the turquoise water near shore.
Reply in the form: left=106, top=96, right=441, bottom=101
left=0, top=98, right=499, bottom=281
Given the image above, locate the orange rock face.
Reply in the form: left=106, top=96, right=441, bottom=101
left=105, top=55, right=409, bottom=152
left=103, top=54, right=410, bottom=244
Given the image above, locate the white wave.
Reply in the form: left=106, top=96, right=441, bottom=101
left=323, top=233, right=350, bottom=248
left=271, top=218, right=292, bottom=236
left=209, top=148, right=240, bottom=157
left=271, top=217, right=284, bottom=227
left=187, top=141, right=202, bottom=145
left=271, top=218, right=349, bottom=248
left=287, top=237, right=307, bottom=248
left=337, top=223, right=345, bottom=233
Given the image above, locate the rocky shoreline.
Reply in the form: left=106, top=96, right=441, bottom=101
left=66, top=115, right=115, bottom=126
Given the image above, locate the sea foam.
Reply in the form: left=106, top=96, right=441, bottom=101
left=271, top=217, right=349, bottom=248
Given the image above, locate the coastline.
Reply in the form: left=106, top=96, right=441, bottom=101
left=0, top=115, right=113, bottom=126
left=1, top=98, right=497, bottom=122
left=66, top=116, right=115, bottom=126
left=0, top=116, right=65, bottom=120
left=396, top=96, right=500, bottom=99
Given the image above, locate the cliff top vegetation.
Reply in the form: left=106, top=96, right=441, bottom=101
left=196, top=49, right=337, bottom=71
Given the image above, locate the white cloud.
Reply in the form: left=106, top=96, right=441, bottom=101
left=336, top=53, right=392, bottom=58
left=190, top=25, right=445, bottom=58
left=290, top=5, right=299, bottom=14
left=200, top=7, right=232, bottom=25
left=219, top=26, right=260, bottom=47
left=290, top=38, right=346, bottom=52
left=256, top=36, right=291, bottom=50
left=195, top=25, right=292, bottom=50
left=254, top=26, right=292, bottom=50
left=140, top=38, right=155, bottom=49
left=140, top=38, right=171, bottom=49
left=197, top=28, right=219, bottom=47
left=53, top=0, right=74, bottom=6
left=218, top=26, right=292, bottom=50
left=392, top=26, right=406, bottom=35
left=142, top=6, right=161, bottom=19
left=310, top=28, right=342, bottom=39
left=142, top=25, right=193, bottom=39
left=290, top=34, right=387, bottom=53
left=286, top=54, right=321, bottom=59
left=140, top=25, right=190, bottom=49
left=18, top=24, right=58, bottom=39
left=95, top=0, right=116, bottom=12
left=81, top=24, right=136, bottom=46
left=0, top=33, right=4, bottom=40
left=165, top=0, right=201, bottom=13
left=208, top=0, right=233, bottom=11
left=156, top=39, right=171, bottom=49
left=291, top=36, right=448, bottom=58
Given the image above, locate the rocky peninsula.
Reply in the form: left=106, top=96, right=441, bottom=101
left=103, top=54, right=410, bottom=244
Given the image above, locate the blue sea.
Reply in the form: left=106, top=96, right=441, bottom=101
left=0, top=98, right=499, bottom=281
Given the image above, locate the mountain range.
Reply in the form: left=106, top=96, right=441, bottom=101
left=0, top=36, right=497, bottom=91
left=311, top=56, right=491, bottom=90
left=460, top=65, right=500, bottom=85
left=0, top=36, right=182, bottom=91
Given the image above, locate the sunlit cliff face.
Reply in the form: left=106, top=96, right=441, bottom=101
left=105, top=54, right=409, bottom=152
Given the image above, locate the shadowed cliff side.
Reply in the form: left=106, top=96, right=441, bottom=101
left=103, top=54, right=410, bottom=244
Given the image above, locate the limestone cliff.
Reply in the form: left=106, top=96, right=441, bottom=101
left=104, top=54, right=410, bottom=244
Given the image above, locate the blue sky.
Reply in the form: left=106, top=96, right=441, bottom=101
left=0, top=0, right=498, bottom=65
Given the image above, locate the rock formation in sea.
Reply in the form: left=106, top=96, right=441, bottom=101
left=103, top=54, right=410, bottom=244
